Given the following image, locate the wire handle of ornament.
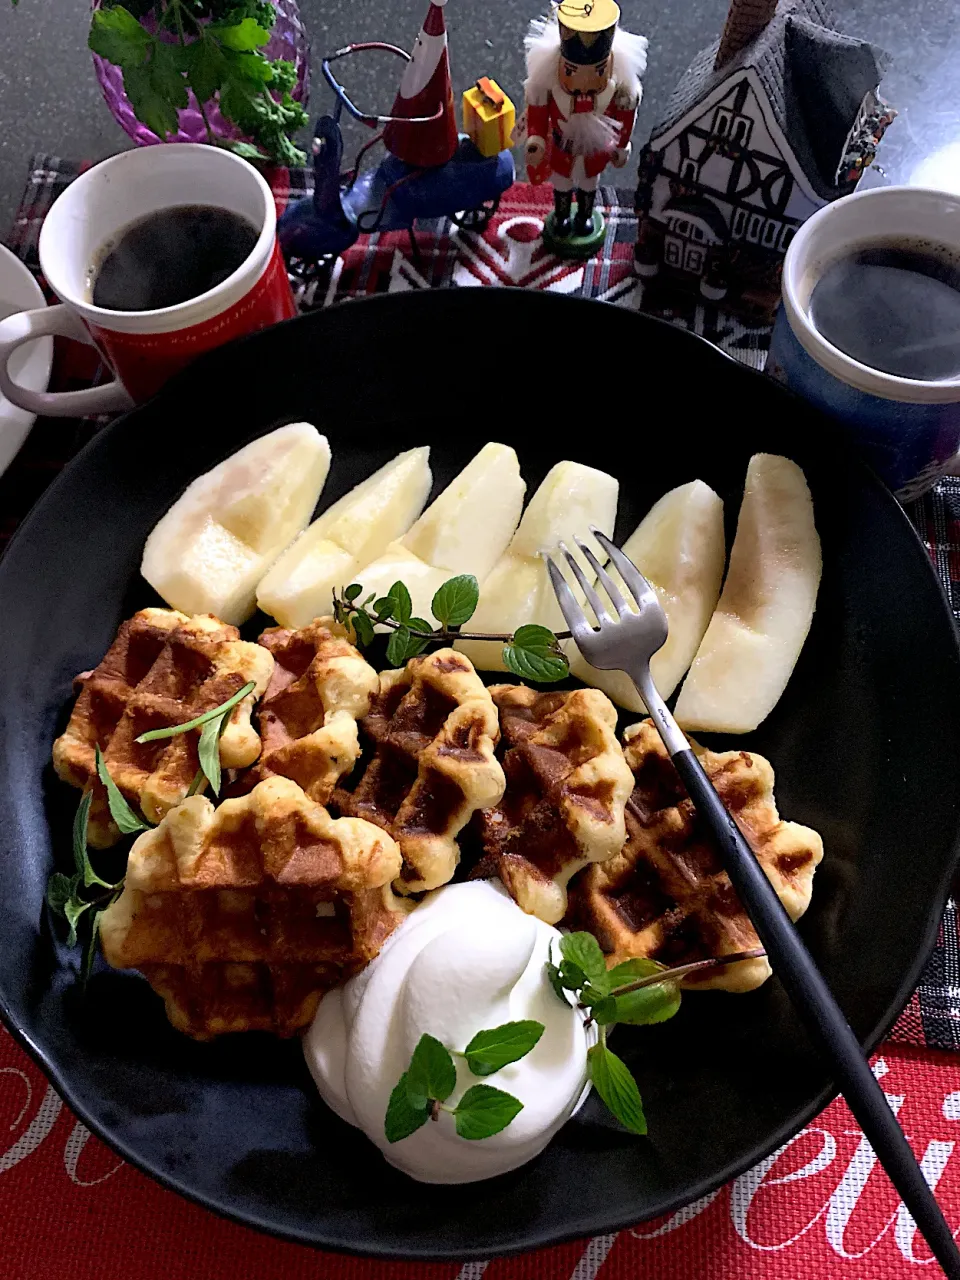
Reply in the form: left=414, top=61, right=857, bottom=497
left=321, top=44, right=447, bottom=127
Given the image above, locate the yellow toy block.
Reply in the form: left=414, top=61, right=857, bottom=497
left=462, top=78, right=516, bottom=157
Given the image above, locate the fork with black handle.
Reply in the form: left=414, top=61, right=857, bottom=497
left=546, top=528, right=960, bottom=1280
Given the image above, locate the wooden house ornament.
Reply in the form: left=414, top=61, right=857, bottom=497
left=633, top=0, right=895, bottom=321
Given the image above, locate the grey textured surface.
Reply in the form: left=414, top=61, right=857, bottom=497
left=0, top=0, right=957, bottom=231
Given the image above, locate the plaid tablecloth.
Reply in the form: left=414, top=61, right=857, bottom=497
left=1, top=156, right=959, bottom=1280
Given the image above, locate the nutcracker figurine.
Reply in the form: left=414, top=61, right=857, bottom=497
left=523, top=0, right=647, bottom=256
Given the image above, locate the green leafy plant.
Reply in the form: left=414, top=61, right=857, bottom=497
left=86, top=0, right=308, bottom=165
left=333, top=575, right=571, bottom=682
left=385, top=1021, right=544, bottom=1144
left=546, top=932, right=766, bottom=1135
left=46, top=683, right=259, bottom=976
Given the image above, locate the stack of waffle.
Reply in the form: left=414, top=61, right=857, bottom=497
left=55, top=603, right=825, bottom=1035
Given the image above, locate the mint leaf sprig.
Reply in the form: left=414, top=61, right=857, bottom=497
left=547, top=932, right=766, bottom=1136
left=333, top=575, right=571, bottom=683
left=47, top=752, right=155, bottom=981
left=88, top=0, right=309, bottom=166
left=385, top=1021, right=544, bottom=1144
left=135, top=679, right=257, bottom=797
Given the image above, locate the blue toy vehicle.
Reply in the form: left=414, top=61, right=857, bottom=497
left=279, top=42, right=515, bottom=270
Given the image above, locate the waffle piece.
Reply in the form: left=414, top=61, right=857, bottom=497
left=331, top=649, right=505, bottom=894
left=236, top=617, right=379, bottom=804
left=474, top=685, right=635, bottom=925
left=568, top=718, right=824, bottom=992
left=100, top=775, right=407, bottom=1038
left=52, top=608, right=274, bottom=847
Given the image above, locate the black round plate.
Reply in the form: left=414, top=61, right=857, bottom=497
left=1, top=291, right=959, bottom=1260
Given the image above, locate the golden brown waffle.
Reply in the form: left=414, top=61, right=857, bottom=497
left=99, top=775, right=408, bottom=1039
left=235, top=617, right=379, bottom=804
left=331, top=649, right=505, bottom=894
left=568, top=718, right=824, bottom=992
left=474, top=685, right=635, bottom=925
left=52, top=608, right=274, bottom=847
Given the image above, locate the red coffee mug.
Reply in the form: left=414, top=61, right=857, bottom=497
left=0, top=144, right=296, bottom=416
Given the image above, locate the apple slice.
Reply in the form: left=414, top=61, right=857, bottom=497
left=257, top=447, right=432, bottom=627
left=457, top=460, right=618, bottom=672
left=673, top=454, right=821, bottom=733
left=352, top=443, right=526, bottom=620
left=142, top=423, right=331, bottom=626
left=567, top=480, right=725, bottom=712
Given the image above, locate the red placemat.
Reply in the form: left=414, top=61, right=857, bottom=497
left=2, top=160, right=959, bottom=1278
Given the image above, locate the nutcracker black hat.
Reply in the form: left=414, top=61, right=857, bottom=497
left=557, top=0, right=620, bottom=65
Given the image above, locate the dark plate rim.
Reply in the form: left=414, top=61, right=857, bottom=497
left=1, top=293, right=958, bottom=1260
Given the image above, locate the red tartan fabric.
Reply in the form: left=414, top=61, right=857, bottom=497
left=2, top=159, right=960, bottom=1277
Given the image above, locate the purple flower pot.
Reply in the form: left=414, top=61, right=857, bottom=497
left=93, top=0, right=309, bottom=149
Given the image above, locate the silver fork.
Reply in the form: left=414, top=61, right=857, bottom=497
left=546, top=528, right=960, bottom=1280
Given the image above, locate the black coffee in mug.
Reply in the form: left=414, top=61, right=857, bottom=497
left=809, top=240, right=960, bottom=381
left=89, top=204, right=259, bottom=312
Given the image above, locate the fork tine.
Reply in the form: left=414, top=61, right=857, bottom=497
left=590, top=526, right=658, bottom=612
left=575, top=536, right=630, bottom=618
left=558, top=542, right=614, bottom=625
left=544, top=555, right=594, bottom=644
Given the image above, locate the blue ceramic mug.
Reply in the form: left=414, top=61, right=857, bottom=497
left=768, top=185, right=960, bottom=500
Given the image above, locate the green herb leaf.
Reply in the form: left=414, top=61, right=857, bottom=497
left=197, top=711, right=229, bottom=796
left=46, top=871, right=79, bottom=917
left=95, top=745, right=150, bottom=836
left=558, top=958, right=587, bottom=991
left=344, top=583, right=363, bottom=602
left=406, top=1033, right=457, bottom=1103
left=221, top=139, right=265, bottom=159
left=184, top=35, right=225, bottom=105
left=589, top=995, right=618, bottom=1025
left=385, top=625, right=412, bottom=668
left=351, top=610, right=376, bottom=648
left=123, top=60, right=180, bottom=141
left=431, top=575, right=480, bottom=628
left=135, top=680, right=256, bottom=743
left=88, top=4, right=150, bottom=68
left=453, top=1085, right=524, bottom=1140
left=560, top=932, right=609, bottom=993
left=587, top=1043, right=647, bottom=1135
left=612, top=981, right=682, bottom=1026
left=464, top=1020, right=544, bottom=1076
left=502, top=624, right=569, bottom=683
left=72, top=790, right=92, bottom=877
left=374, top=596, right=395, bottom=621
left=210, top=16, right=271, bottom=49
left=81, top=906, right=108, bottom=989
left=64, top=896, right=92, bottom=949
left=609, top=957, right=664, bottom=988
left=546, top=960, right=569, bottom=1005
left=388, top=581, right=412, bottom=625
left=385, top=1073, right=431, bottom=1143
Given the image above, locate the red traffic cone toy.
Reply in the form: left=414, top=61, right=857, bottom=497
left=382, top=0, right=459, bottom=168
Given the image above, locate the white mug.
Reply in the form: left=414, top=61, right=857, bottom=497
left=0, top=144, right=296, bottom=418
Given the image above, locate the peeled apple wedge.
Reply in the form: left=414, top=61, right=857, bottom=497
left=256, top=447, right=432, bottom=627
left=566, top=480, right=725, bottom=712
left=352, top=442, right=526, bottom=620
left=141, top=423, right=331, bottom=626
left=674, top=454, right=821, bottom=734
left=456, top=460, right=618, bottom=672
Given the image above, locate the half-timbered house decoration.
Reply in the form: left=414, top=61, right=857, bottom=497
left=633, top=0, right=895, bottom=321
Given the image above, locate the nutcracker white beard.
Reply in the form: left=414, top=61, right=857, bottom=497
left=559, top=111, right=620, bottom=155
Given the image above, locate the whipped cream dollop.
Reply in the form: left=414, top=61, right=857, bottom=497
left=304, top=880, right=590, bottom=1183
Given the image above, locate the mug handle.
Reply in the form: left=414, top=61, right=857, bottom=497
left=0, top=305, right=134, bottom=417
